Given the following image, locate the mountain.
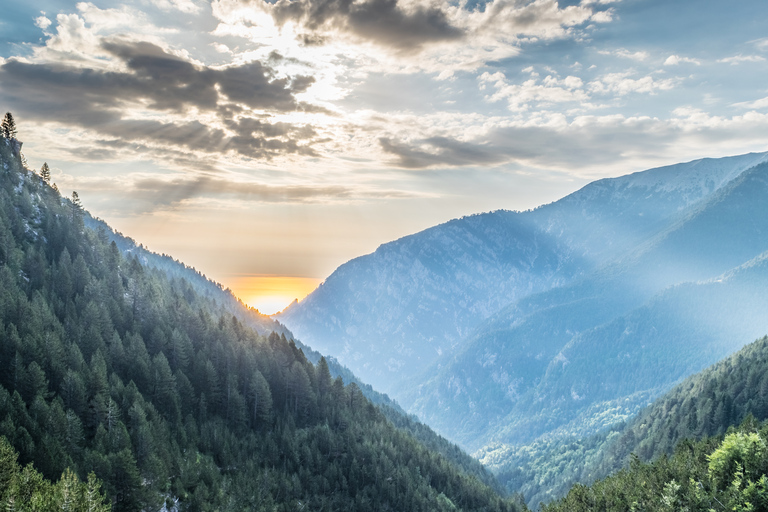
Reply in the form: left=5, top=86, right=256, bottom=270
left=406, top=159, right=768, bottom=450
left=278, top=153, right=768, bottom=396
left=278, top=151, right=768, bottom=431
left=0, top=137, right=519, bottom=511
left=278, top=149, right=768, bottom=507
left=532, top=334, right=768, bottom=511
left=541, top=417, right=768, bottom=512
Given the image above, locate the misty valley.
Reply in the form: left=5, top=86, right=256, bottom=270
left=4, top=112, right=768, bottom=511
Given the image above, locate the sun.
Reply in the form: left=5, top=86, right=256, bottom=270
left=227, top=274, right=322, bottom=315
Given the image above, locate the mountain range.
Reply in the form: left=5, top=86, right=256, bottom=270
left=6, top=124, right=768, bottom=509
left=278, top=150, right=768, bottom=500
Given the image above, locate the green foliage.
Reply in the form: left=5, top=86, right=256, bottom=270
left=0, top=436, right=110, bottom=511
left=490, top=335, right=768, bottom=509
left=0, top=141, right=518, bottom=511
left=544, top=419, right=768, bottom=512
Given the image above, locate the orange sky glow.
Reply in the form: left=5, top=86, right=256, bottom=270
left=227, top=275, right=323, bottom=316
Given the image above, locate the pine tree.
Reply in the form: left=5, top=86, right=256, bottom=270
left=40, top=163, right=51, bottom=183
left=1, top=113, right=16, bottom=139
left=71, top=191, right=83, bottom=223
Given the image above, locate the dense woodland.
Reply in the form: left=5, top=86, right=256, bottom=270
left=488, top=334, right=768, bottom=508
left=0, top=134, right=520, bottom=510
left=543, top=417, right=768, bottom=512
left=0, top=435, right=110, bottom=511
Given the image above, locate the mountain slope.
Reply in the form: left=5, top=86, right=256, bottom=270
left=480, top=309, right=768, bottom=507
left=0, top=138, right=519, bottom=511
left=279, top=152, right=768, bottom=396
left=532, top=334, right=768, bottom=511
left=402, top=158, right=768, bottom=449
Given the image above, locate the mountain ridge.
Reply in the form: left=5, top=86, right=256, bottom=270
left=279, top=151, right=768, bottom=396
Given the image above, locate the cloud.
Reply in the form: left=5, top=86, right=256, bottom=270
left=100, top=40, right=315, bottom=111
left=464, top=0, right=608, bottom=41
left=147, top=0, right=202, bottom=13
left=753, top=38, right=768, bottom=51
left=74, top=172, right=422, bottom=213
left=718, top=55, right=766, bottom=65
left=0, top=39, right=321, bottom=162
left=132, top=175, right=355, bottom=206
left=588, top=72, right=677, bottom=96
left=380, top=110, right=768, bottom=172
left=225, top=0, right=463, bottom=52
left=599, top=48, right=649, bottom=61
left=663, top=54, right=700, bottom=66
left=479, top=71, right=590, bottom=111
left=214, top=0, right=615, bottom=68
left=732, top=96, right=768, bottom=110
left=380, top=136, right=508, bottom=168
left=34, top=15, right=52, bottom=31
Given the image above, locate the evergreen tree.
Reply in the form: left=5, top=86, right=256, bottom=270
left=71, top=191, right=83, bottom=223
left=40, top=163, right=51, bottom=183
left=1, top=112, right=16, bottom=139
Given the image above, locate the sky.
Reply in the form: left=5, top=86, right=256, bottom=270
left=1, top=0, right=767, bottom=313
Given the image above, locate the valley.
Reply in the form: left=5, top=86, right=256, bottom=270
left=4, top=131, right=768, bottom=510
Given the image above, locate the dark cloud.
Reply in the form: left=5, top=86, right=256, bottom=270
left=268, top=0, right=463, bottom=50
left=379, top=136, right=508, bottom=168
left=381, top=121, right=676, bottom=169
left=134, top=175, right=353, bottom=204
left=0, top=41, right=321, bottom=161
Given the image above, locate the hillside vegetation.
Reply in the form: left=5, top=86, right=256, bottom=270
left=483, top=334, right=768, bottom=507
left=0, top=137, right=518, bottom=511
left=543, top=417, right=768, bottom=512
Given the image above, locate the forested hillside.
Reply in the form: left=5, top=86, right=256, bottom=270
left=543, top=417, right=768, bottom=512
left=0, top=136, right=519, bottom=511
left=483, top=334, right=768, bottom=507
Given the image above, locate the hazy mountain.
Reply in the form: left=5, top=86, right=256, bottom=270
left=404, top=158, right=768, bottom=449
left=475, top=251, right=768, bottom=505
left=279, top=150, right=768, bottom=508
left=279, top=152, right=768, bottom=397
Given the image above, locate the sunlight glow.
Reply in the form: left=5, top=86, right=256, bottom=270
left=227, top=275, right=322, bottom=315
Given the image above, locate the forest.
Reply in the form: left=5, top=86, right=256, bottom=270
left=0, top=133, right=521, bottom=510
left=543, top=416, right=768, bottom=512
left=486, top=332, right=768, bottom=508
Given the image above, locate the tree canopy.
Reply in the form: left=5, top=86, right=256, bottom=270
left=1, top=112, right=16, bottom=139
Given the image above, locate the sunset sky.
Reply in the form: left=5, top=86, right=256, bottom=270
left=1, top=0, right=767, bottom=313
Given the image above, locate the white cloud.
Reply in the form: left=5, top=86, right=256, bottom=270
left=718, top=54, right=766, bottom=65
left=663, top=54, right=700, bottom=66
left=147, top=0, right=201, bottom=13
left=599, top=48, right=649, bottom=61
left=589, top=71, right=678, bottom=96
left=34, top=14, right=52, bottom=30
left=732, top=96, right=768, bottom=110
left=463, top=0, right=599, bottom=41
left=479, top=71, right=590, bottom=112
left=751, top=37, right=768, bottom=51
